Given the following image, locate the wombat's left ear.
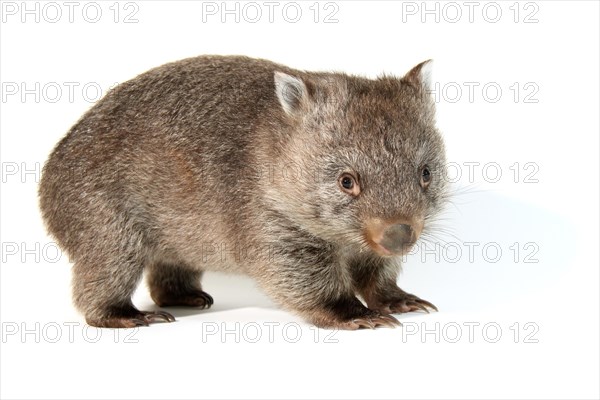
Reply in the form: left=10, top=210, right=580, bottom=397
left=274, top=71, right=309, bottom=116
left=403, top=60, right=433, bottom=93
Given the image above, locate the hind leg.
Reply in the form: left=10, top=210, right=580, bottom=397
left=73, top=255, right=175, bottom=328
left=147, top=263, right=213, bottom=309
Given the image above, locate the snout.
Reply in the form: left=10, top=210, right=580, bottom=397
left=365, top=218, right=423, bottom=257
left=379, top=224, right=415, bottom=254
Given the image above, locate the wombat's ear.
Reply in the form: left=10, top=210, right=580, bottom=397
left=403, top=60, right=433, bottom=93
left=274, top=71, right=308, bottom=115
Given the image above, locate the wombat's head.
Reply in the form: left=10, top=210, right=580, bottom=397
left=268, top=61, right=447, bottom=257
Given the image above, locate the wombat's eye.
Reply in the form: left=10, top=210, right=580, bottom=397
left=420, top=165, right=432, bottom=189
left=338, top=173, right=360, bottom=196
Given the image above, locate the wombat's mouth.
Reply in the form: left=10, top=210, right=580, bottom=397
left=369, top=240, right=416, bottom=257
left=364, top=217, right=423, bottom=257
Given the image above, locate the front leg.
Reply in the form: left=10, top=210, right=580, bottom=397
left=253, top=236, right=399, bottom=330
left=352, top=256, right=438, bottom=315
left=367, top=286, right=438, bottom=315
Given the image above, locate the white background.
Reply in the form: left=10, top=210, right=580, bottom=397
left=1, top=1, right=599, bottom=399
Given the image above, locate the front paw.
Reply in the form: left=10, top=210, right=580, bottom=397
left=371, top=292, right=438, bottom=315
left=342, top=311, right=401, bottom=330
left=307, top=297, right=402, bottom=330
left=315, top=309, right=401, bottom=330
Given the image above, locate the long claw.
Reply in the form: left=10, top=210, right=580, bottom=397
left=142, top=311, right=176, bottom=324
left=353, top=318, right=376, bottom=329
left=200, top=292, right=214, bottom=306
left=422, top=300, right=438, bottom=312
left=383, top=293, right=439, bottom=315
left=409, top=301, right=430, bottom=313
left=377, top=315, right=401, bottom=328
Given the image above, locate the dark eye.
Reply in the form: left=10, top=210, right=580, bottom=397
left=420, top=165, right=432, bottom=188
left=338, top=173, right=360, bottom=196
left=341, top=176, right=353, bottom=189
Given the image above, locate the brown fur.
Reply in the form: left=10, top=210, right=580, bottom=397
left=38, top=55, right=448, bottom=329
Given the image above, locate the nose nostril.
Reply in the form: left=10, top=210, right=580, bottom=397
left=397, top=224, right=413, bottom=239
left=378, top=224, right=415, bottom=254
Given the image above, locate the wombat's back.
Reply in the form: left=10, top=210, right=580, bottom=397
left=39, top=55, right=294, bottom=262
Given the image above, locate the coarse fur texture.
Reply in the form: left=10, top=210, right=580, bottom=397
left=39, top=55, right=448, bottom=329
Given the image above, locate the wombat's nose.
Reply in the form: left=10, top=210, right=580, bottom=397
left=379, top=224, right=415, bottom=254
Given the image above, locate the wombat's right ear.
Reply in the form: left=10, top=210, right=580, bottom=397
left=403, top=60, right=433, bottom=93
left=274, top=71, right=308, bottom=115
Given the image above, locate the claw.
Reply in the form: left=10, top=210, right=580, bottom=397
left=131, top=318, right=149, bottom=327
left=145, top=311, right=176, bottom=323
left=420, top=299, right=438, bottom=312
left=409, top=301, right=430, bottom=313
left=352, top=314, right=401, bottom=329
left=353, top=318, right=376, bottom=329
left=158, top=311, right=176, bottom=322
left=381, top=314, right=402, bottom=327
left=375, top=319, right=396, bottom=328
left=384, top=293, right=439, bottom=315
left=203, top=292, right=214, bottom=306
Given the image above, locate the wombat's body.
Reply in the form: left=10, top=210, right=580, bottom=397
left=39, top=55, right=447, bottom=329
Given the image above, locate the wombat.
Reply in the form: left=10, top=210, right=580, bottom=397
left=39, top=55, right=448, bottom=329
